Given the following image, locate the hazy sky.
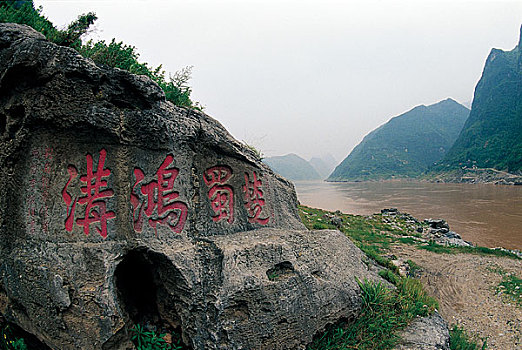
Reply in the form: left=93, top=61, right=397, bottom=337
left=35, top=0, right=522, bottom=163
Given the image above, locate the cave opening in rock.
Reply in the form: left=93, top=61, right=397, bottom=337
left=114, top=249, right=191, bottom=349
left=115, top=249, right=160, bottom=325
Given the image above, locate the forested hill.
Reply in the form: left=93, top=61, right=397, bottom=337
left=328, top=98, right=470, bottom=181
left=263, top=154, right=322, bottom=181
left=437, top=26, right=522, bottom=173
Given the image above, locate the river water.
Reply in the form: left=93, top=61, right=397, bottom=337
left=293, top=181, right=522, bottom=250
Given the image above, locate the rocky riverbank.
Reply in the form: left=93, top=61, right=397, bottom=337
left=299, top=205, right=522, bottom=349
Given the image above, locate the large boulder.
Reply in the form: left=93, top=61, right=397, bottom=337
left=0, top=24, right=382, bottom=349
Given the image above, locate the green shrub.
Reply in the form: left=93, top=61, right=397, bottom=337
left=241, top=141, right=264, bottom=160
left=0, top=0, right=96, bottom=48
left=359, top=244, right=399, bottom=273
left=379, top=269, right=400, bottom=285
left=1, top=0, right=57, bottom=39
left=312, top=222, right=329, bottom=230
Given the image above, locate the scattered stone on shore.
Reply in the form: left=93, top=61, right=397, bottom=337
left=322, top=213, right=343, bottom=228
left=382, top=208, right=522, bottom=258
left=379, top=209, right=472, bottom=247
left=491, top=247, right=522, bottom=259
left=424, top=219, right=450, bottom=230
left=422, top=218, right=473, bottom=247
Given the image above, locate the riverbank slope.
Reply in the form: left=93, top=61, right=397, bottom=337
left=299, top=205, right=521, bottom=349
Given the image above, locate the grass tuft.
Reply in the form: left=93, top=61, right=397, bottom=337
left=488, top=266, right=522, bottom=308
left=449, top=325, right=487, bottom=350
left=420, top=241, right=520, bottom=260
left=496, top=274, right=522, bottom=307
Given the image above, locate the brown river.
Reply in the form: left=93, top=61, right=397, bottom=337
left=293, top=181, right=522, bottom=250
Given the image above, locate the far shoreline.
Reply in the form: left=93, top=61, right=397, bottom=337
left=324, top=167, right=522, bottom=185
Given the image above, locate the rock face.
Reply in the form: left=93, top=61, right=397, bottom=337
left=0, top=24, right=382, bottom=349
left=439, top=25, right=522, bottom=173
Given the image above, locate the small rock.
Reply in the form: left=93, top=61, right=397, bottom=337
left=381, top=208, right=399, bottom=215
left=329, top=216, right=343, bottom=228
left=444, top=231, right=461, bottom=239
left=394, top=313, right=450, bottom=350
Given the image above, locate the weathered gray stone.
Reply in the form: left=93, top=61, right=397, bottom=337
left=394, top=313, right=450, bottom=350
left=444, top=231, right=461, bottom=239
left=0, top=24, right=384, bottom=349
left=425, top=219, right=450, bottom=230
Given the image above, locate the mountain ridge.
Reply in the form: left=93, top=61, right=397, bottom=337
left=263, top=153, right=322, bottom=181
left=436, top=25, right=522, bottom=173
left=328, top=98, right=470, bottom=181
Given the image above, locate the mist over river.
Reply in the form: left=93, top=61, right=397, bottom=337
left=294, top=181, right=522, bottom=250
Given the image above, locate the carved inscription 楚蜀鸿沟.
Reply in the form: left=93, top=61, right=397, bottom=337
left=59, top=152, right=271, bottom=238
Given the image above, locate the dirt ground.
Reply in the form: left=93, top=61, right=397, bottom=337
left=389, top=244, right=522, bottom=350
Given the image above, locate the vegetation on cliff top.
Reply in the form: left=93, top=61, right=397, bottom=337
left=0, top=0, right=201, bottom=109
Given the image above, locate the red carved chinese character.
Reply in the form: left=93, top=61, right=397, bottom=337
left=242, top=171, right=269, bottom=225
left=204, top=166, right=234, bottom=223
left=131, top=155, right=188, bottom=235
left=61, top=149, right=116, bottom=238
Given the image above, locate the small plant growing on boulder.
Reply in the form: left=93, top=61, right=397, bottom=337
left=130, top=324, right=185, bottom=350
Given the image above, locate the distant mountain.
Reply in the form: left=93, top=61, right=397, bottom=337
left=438, top=26, right=522, bottom=173
left=328, top=98, right=470, bottom=181
left=309, top=154, right=337, bottom=179
left=264, top=154, right=322, bottom=181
